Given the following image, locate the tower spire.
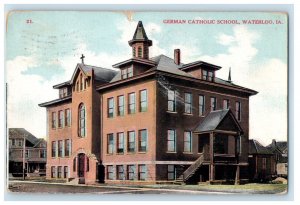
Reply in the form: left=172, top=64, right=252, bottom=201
left=128, top=21, right=152, bottom=59
left=228, top=67, right=232, bottom=83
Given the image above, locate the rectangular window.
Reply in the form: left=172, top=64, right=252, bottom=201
left=73, top=158, right=76, bottom=172
left=127, top=165, right=135, bottom=180
left=51, top=141, right=56, bottom=157
left=121, top=69, right=127, bottom=79
left=25, top=150, right=30, bottom=158
left=140, top=90, right=147, bottom=112
left=58, top=110, right=64, bottom=128
left=138, top=129, right=147, bottom=152
left=18, top=139, right=23, bottom=147
left=117, top=95, right=124, bottom=116
left=65, top=109, right=71, bottom=126
left=223, top=99, right=230, bottom=109
left=184, top=131, right=192, bottom=152
left=65, top=139, right=71, bottom=157
left=128, top=93, right=136, bottom=114
left=208, top=71, right=213, bottom=81
left=202, top=70, right=207, bottom=80
left=40, top=150, right=46, bottom=158
left=167, top=165, right=176, bottom=180
left=107, top=165, right=114, bottom=180
left=127, top=131, right=135, bottom=152
left=117, top=132, right=124, bottom=154
left=64, top=166, right=68, bottom=178
left=184, top=93, right=192, bottom=114
left=52, top=112, right=56, bottom=129
left=235, top=101, right=241, bottom=121
left=58, top=140, right=63, bottom=157
left=108, top=98, right=114, bottom=118
left=51, top=166, right=56, bottom=178
left=210, top=97, right=217, bottom=111
left=57, top=166, right=62, bottom=178
left=168, top=90, right=176, bottom=112
left=167, top=130, right=176, bottom=152
left=107, top=134, right=114, bottom=154
left=128, top=66, right=133, bottom=77
left=12, top=139, right=16, bottom=146
left=138, top=165, right=146, bottom=181
left=121, top=66, right=133, bottom=79
left=199, top=95, right=205, bottom=116
left=117, top=165, right=125, bottom=180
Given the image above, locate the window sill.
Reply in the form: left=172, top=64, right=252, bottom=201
left=126, top=152, right=136, bottom=155
left=106, top=153, right=114, bottom=156
left=183, top=152, right=193, bottom=155
left=166, top=111, right=177, bottom=114
left=183, top=113, right=193, bottom=116
left=137, top=152, right=147, bottom=154
left=116, top=153, right=124, bottom=155
left=166, top=151, right=177, bottom=154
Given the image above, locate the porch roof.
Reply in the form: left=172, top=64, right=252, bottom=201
left=194, top=109, right=243, bottom=134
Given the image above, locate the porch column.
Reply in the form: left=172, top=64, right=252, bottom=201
left=235, top=165, right=240, bottom=185
left=209, top=132, right=215, bottom=182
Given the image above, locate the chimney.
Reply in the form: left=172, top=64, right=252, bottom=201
left=174, top=49, right=181, bottom=65
left=272, top=139, right=277, bottom=148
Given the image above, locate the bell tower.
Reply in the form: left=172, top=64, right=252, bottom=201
left=128, top=21, right=152, bottom=59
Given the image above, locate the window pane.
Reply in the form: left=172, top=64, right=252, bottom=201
left=168, top=90, right=175, bottom=100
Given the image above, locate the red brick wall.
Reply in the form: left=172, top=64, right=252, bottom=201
left=46, top=101, right=72, bottom=179
left=102, top=79, right=157, bottom=180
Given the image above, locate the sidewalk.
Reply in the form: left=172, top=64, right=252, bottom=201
left=8, top=179, right=287, bottom=194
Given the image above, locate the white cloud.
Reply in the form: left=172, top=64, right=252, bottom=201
left=198, top=25, right=287, bottom=145
left=6, top=56, right=63, bottom=138
left=217, top=33, right=235, bottom=46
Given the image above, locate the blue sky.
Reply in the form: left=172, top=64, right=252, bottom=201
left=6, top=11, right=287, bottom=145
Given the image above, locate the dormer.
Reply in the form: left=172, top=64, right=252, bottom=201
left=180, top=57, right=221, bottom=82
left=53, top=81, right=72, bottom=98
left=128, top=21, right=152, bottom=60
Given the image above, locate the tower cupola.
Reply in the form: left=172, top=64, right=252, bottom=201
left=128, top=21, right=152, bottom=59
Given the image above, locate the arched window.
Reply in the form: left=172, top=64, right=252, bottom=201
left=79, top=103, right=86, bottom=137
left=80, top=74, right=84, bottom=91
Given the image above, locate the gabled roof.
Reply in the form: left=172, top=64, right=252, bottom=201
left=194, top=109, right=243, bottom=133
left=70, top=63, right=118, bottom=84
left=266, top=141, right=288, bottom=153
left=249, top=139, right=273, bottom=155
left=33, top=138, right=47, bottom=148
left=9, top=128, right=39, bottom=145
left=128, top=21, right=152, bottom=46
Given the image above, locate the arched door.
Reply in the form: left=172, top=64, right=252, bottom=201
left=78, top=153, right=85, bottom=178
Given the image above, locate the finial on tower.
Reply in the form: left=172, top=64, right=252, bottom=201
left=80, top=54, right=85, bottom=64
left=228, top=67, right=232, bottom=83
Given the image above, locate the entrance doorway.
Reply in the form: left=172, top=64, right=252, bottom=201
left=78, top=153, right=85, bottom=184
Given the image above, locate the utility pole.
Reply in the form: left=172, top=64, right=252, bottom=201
left=22, top=134, right=26, bottom=180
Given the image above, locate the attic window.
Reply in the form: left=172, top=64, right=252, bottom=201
left=121, top=66, right=133, bottom=79
left=202, top=70, right=214, bottom=82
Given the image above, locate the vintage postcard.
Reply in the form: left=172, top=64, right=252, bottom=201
left=5, top=11, right=288, bottom=195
